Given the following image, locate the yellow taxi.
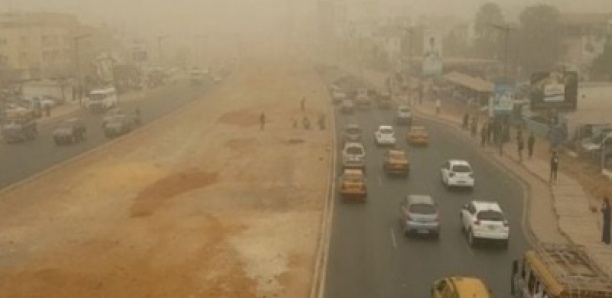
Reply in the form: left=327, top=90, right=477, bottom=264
left=407, top=125, right=429, bottom=145
left=383, top=149, right=410, bottom=176
left=431, top=276, right=492, bottom=298
left=339, top=169, right=367, bottom=201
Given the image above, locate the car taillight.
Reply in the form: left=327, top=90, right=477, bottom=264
left=434, top=212, right=439, bottom=220
left=503, top=221, right=509, bottom=228
left=473, top=220, right=480, bottom=225
left=468, top=173, right=474, bottom=178
left=406, top=213, right=412, bottom=221
left=449, top=172, right=455, bottom=178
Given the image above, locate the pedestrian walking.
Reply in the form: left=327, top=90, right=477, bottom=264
left=300, top=97, right=306, bottom=111
left=602, top=197, right=611, bottom=245
left=302, top=116, right=310, bottom=130
left=480, top=123, right=487, bottom=147
left=527, top=132, right=535, bottom=159
left=259, top=113, right=266, bottom=130
left=292, top=117, right=298, bottom=129
left=318, top=114, right=326, bottom=130
left=517, top=135, right=525, bottom=162
left=462, top=113, right=469, bottom=130
left=44, top=104, right=51, bottom=117
left=435, top=99, right=441, bottom=115
left=550, top=151, right=559, bottom=183
left=471, top=117, right=478, bottom=139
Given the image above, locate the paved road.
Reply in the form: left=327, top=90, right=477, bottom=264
left=324, top=105, right=531, bottom=298
left=0, top=81, right=210, bottom=189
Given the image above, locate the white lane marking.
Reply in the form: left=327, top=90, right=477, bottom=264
left=390, top=227, right=398, bottom=249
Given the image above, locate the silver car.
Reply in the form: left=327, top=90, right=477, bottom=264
left=399, top=195, right=440, bottom=238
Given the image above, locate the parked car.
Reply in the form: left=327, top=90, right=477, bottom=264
left=338, top=168, right=367, bottom=202
left=53, top=118, right=86, bottom=145
left=399, top=194, right=440, bottom=238
left=102, top=108, right=125, bottom=128
left=104, top=115, right=132, bottom=137
left=342, top=142, right=366, bottom=171
left=343, top=124, right=363, bottom=144
left=395, top=105, right=412, bottom=125
left=383, top=149, right=410, bottom=176
left=441, top=159, right=475, bottom=190
left=374, top=125, right=396, bottom=146
left=460, top=201, right=509, bottom=247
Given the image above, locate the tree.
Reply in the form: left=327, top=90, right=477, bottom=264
left=515, top=5, right=564, bottom=73
left=591, top=41, right=612, bottom=80
left=473, top=2, right=505, bottom=59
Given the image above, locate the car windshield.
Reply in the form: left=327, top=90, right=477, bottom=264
left=346, top=146, right=364, bottom=155
left=409, top=203, right=437, bottom=214
left=389, top=151, right=406, bottom=159
left=452, top=165, right=472, bottom=173
left=380, top=128, right=394, bottom=134
left=477, top=210, right=504, bottom=221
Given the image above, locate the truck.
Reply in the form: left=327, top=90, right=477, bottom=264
left=511, top=243, right=612, bottom=298
left=1, top=109, right=37, bottom=143
left=86, top=87, right=118, bottom=114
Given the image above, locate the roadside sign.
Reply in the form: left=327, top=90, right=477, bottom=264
left=490, top=82, right=515, bottom=116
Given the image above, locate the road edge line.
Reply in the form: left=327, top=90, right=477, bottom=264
left=0, top=85, right=211, bottom=196
left=309, top=100, right=337, bottom=298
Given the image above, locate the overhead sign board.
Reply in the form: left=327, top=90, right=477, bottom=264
left=491, top=82, right=515, bottom=116
left=422, top=30, right=443, bottom=76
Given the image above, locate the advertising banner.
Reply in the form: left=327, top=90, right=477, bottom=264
left=491, top=82, right=515, bottom=116
left=529, top=71, right=578, bottom=111
left=422, top=30, right=443, bottom=76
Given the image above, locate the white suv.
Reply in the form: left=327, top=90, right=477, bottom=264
left=441, top=159, right=474, bottom=189
left=342, top=142, right=366, bottom=170
left=374, top=125, right=396, bottom=146
left=460, top=201, right=509, bottom=247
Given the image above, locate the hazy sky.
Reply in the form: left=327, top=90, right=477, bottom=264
left=1, top=0, right=611, bottom=40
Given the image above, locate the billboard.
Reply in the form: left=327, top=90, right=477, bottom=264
left=491, top=82, right=515, bottom=116
left=529, top=71, right=578, bottom=111
left=422, top=30, right=443, bottom=76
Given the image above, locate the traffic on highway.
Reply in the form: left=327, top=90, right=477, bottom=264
left=323, top=77, right=530, bottom=298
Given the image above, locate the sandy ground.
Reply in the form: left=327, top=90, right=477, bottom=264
left=0, top=48, right=331, bottom=298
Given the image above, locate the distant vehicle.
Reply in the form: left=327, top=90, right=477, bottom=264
left=400, top=194, right=440, bottom=237
left=338, top=169, right=367, bottom=202
left=190, top=68, right=208, bottom=86
left=374, top=125, right=396, bottom=146
left=102, top=108, right=125, bottom=128
left=343, top=124, right=363, bottom=143
left=431, top=277, right=492, bottom=298
left=87, top=87, right=118, bottom=114
left=53, top=118, right=86, bottom=145
left=383, top=149, right=409, bottom=176
left=441, top=159, right=475, bottom=189
left=342, top=142, right=366, bottom=171
left=377, top=92, right=392, bottom=109
left=1, top=109, right=37, bottom=143
left=331, top=90, right=347, bottom=105
left=103, top=115, right=132, bottom=137
left=396, top=105, right=412, bottom=125
left=340, top=99, right=354, bottom=114
left=355, top=88, right=371, bottom=110
left=407, top=126, right=429, bottom=146
left=460, top=201, right=509, bottom=247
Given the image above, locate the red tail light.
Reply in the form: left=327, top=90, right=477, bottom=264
left=473, top=220, right=480, bottom=225
left=406, top=213, right=412, bottom=221
left=449, top=172, right=455, bottom=178
left=503, top=221, right=509, bottom=228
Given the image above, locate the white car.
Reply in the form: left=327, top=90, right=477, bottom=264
left=374, top=125, right=396, bottom=146
left=441, top=159, right=475, bottom=189
left=460, top=201, right=509, bottom=247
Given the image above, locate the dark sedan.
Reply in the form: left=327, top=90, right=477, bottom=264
left=103, top=115, right=133, bottom=137
left=53, top=118, right=86, bottom=145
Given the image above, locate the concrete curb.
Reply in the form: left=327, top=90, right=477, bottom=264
left=309, top=89, right=337, bottom=298
left=412, top=108, right=544, bottom=246
left=0, top=87, right=210, bottom=196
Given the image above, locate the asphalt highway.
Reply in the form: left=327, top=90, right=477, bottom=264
left=324, top=104, right=531, bottom=298
left=0, top=81, right=210, bottom=189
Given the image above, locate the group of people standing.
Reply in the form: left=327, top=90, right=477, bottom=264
left=259, top=97, right=326, bottom=131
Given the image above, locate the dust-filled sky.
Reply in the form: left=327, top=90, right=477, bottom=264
left=2, top=0, right=611, bottom=41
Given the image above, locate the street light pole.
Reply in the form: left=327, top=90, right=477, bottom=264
left=402, top=27, right=414, bottom=104
left=73, top=34, right=90, bottom=106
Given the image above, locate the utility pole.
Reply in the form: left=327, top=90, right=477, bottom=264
left=74, top=34, right=90, bottom=106
left=491, top=23, right=513, bottom=156
left=402, top=27, right=414, bottom=104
